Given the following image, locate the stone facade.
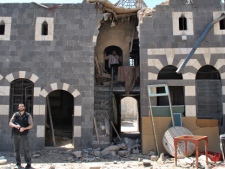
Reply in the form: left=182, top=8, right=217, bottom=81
left=1, top=0, right=225, bottom=152
left=0, top=2, right=100, bottom=151
left=139, top=0, right=225, bottom=121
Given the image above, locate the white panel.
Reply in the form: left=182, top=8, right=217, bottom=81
left=172, top=12, right=194, bottom=35
left=30, top=74, right=39, bottom=83
left=50, top=83, right=57, bottom=90
left=215, top=59, right=225, bottom=70
left=148, top=59, right=163, bottom=70
left=223, top=103, right=225, bottom=115
left=33, top=87, right=41, bottom=97
left=40, top=89, right=48, bottom=97
left=63, top=83, right=69, bottom=91
left=0, top=105, right=9, bottom=115
left=19, top=71, right=26, bottom=78
left=35, top=17, right=54, bottom=41
left=93, top=36, right=97, bottom=42
left=222, top=86, right=225, bottom=95
left=39, top=105, right=45, bottom=115
left=0, top=86, right=10, bottom=96
left=185, top=105, right=196, bottom=117
left=37, top=125, right=45, bottom=137
left=183, top=72, right=195, bottom=80
left=74, top=126, right=81, bottom=137
left=5, top=73, right=14, bottom=82
left=0, top=17, right=12, bottom=40
left=185, top=86, right=196, bottom=96
left=33, top=105, right=40, bottom=115
left=72, top=89, right=81, bottom=98
left=148, top=72, right=158, bottom=80
left=213, top=11, right=225, bottom=35
left=203, top=53, right=211, bottom=65
left=74, top=106, right=82, bottom=116
left=186, top=59, right=201, bottom=70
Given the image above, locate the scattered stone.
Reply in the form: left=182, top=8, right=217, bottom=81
left=83, top=157, right=95, bottom=162
left=67, top=156, right=74, bottom=162
left=93, top=150, right=101, bottom=157
left=178, top=157, right=193, bottom=167
left=198, top=155, right=212, bottom=167
left=72, top=151, right=82, bottom=158
left=157, top=153, right=166, bottom=163
left=32, top=154, right=40, bottom=158
left=110, top=151, right=117, bottom=158
left=150, top=155, right=158, bottom=161
left=49, top=165, right=55, bottom=169
left=0, top=156, right=7, bottom=165
left=132, top=148, right=139, bottom=154
left=148, top=150, right=156, bottom=156
left=101, top=145, right=120, bottom=156
left=143, top=159, right=151, bottom=165
left=118, top=150, right=128, bottom=157
left=138, top=158, right=142, bottom=162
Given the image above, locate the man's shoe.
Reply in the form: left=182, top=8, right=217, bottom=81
left=25, top=164, right=31, bottom=169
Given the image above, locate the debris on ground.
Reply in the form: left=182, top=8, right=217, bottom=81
left=0, top=137, right=225, bottom=169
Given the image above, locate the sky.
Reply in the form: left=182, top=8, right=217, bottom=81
left=0, top=0, right=166, bottom=9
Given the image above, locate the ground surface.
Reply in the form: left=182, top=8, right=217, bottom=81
left=1, top=149, right=225, bottom=169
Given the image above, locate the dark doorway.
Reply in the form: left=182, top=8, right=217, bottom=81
left=45, top=90, right=74, bottom=148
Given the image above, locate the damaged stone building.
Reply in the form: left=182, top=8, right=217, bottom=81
left=0, top=0, right=225, bottom=156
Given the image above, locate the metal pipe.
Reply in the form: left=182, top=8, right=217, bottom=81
left=176, top=13, right=225, bottom=73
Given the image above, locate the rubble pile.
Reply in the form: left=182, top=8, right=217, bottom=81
left=0, top=137, right=225, bottom=169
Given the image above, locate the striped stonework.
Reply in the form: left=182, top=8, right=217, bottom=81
left=0, top=71, right=43, bottom=147
left=40, top=82, right=82, bottom=147
left=147, top=47, right=225, bottom=117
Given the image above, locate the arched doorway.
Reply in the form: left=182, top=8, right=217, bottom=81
left=120, top=97, right=139, bottom=133
left=45, top=90, right=74, bottom=148
left=196, top=65, right=222, bottom=119
left=104, top=46, right=123, bottom=74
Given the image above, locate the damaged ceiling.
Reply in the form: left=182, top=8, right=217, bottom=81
left=87, top=0, right=169, bottom=22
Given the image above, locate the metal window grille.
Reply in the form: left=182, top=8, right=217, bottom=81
left=10, top=79, right=34, bottom=117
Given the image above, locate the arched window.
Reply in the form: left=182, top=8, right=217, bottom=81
left=10, top=79, right=34, bottom=117
left=0, top=20, right=5, bottom=35
left=157, top=66, right=184, bottom=106
left=42, top=21, right=48, bottom=35
left=179, top=14, right=187, bottom=30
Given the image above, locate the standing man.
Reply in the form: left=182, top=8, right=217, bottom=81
left=9, top=103, right=33, bottom=169
left=104, top=50, right=122, bottom=75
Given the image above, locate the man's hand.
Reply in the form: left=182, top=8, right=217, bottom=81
left=19, top=127, right=25, bottom=132
left=14, top=124, right=20, bottom=130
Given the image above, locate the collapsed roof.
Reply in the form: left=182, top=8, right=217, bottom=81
left=87, top=0, right=169, bottom=21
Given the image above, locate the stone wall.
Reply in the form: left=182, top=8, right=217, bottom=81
left=0, top=2, right=100, bottom=151
left=139, top=0, right=225, bottom=119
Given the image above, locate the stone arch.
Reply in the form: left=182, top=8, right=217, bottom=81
left=5, top=71, right=39, bottom=83
left=40, top=82, right=82, bottom=149
left=40, top=82, right=80, bottom=98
